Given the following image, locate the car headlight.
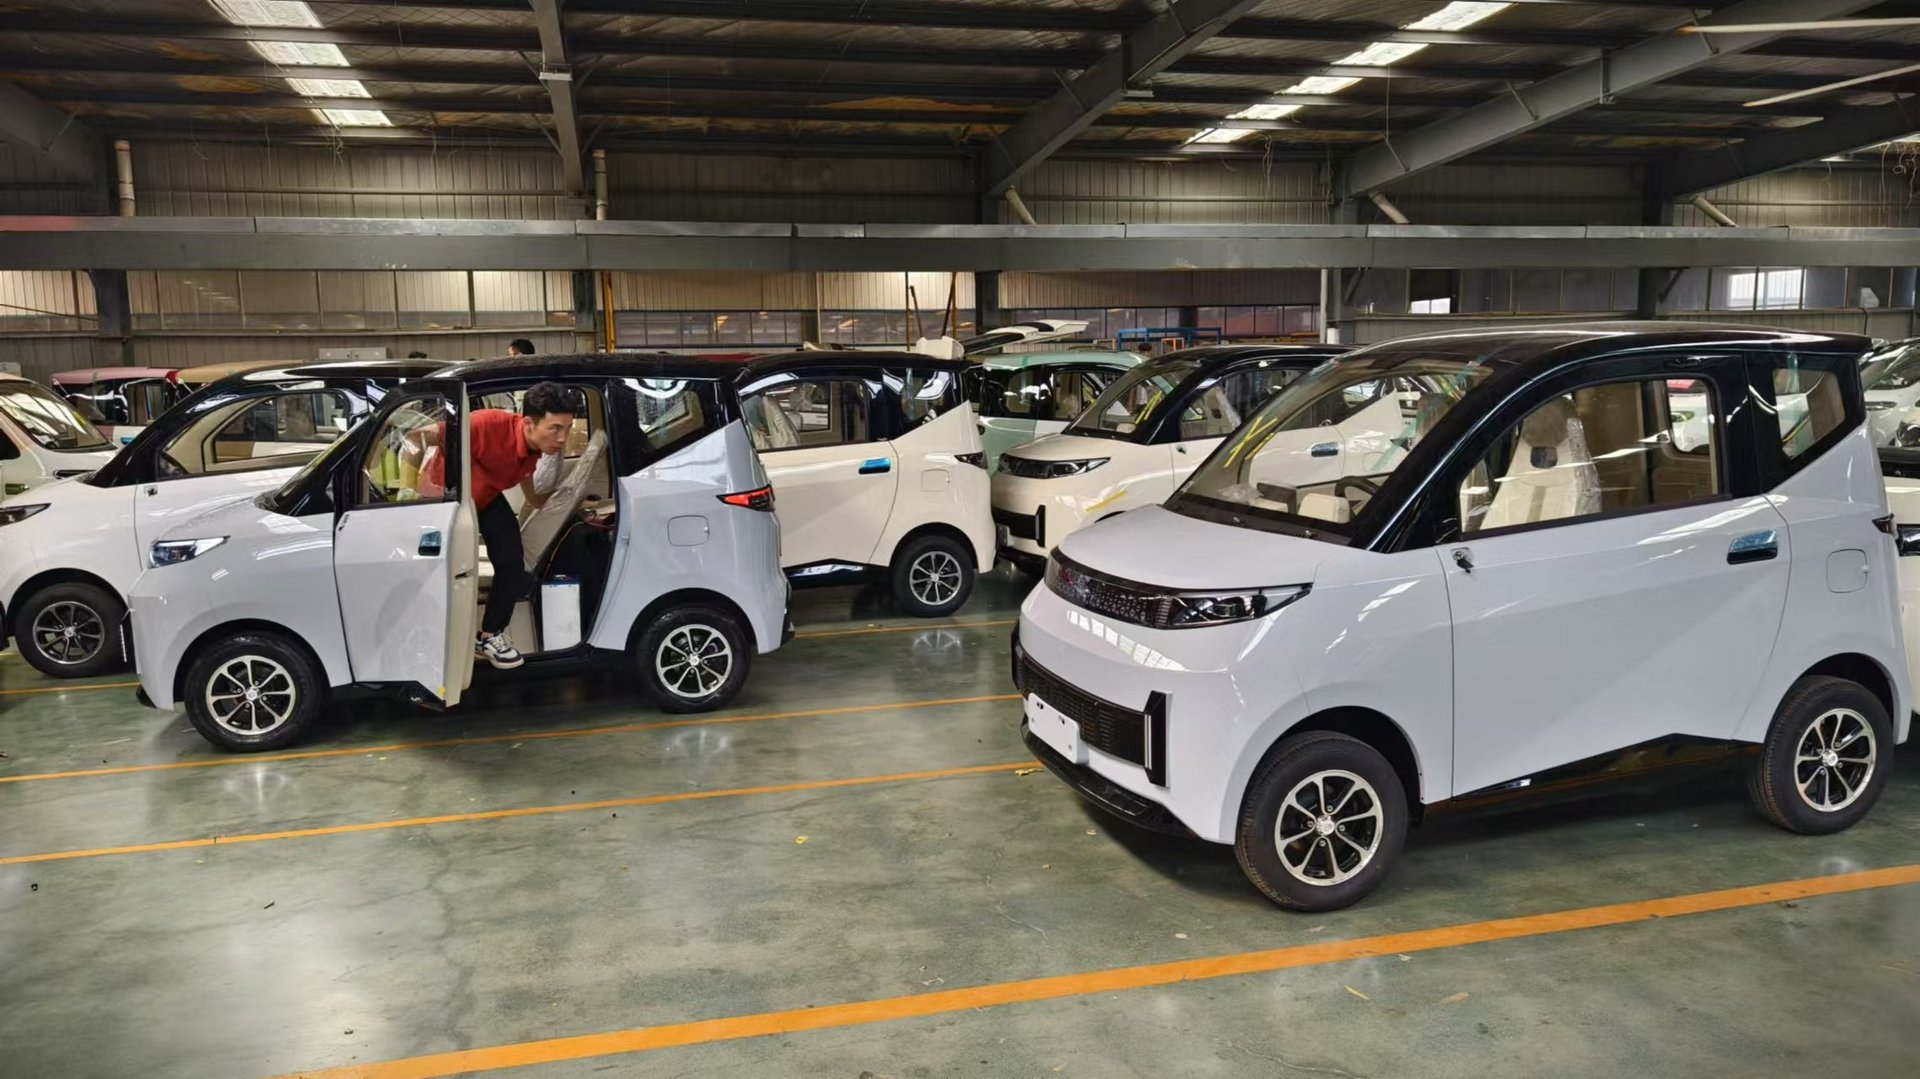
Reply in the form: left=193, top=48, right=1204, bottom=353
left=150, top=536, right=227, bottom=567
left=1165, top=585, right=1310, bottom=629
left=0, top=503, right=48, bottom=527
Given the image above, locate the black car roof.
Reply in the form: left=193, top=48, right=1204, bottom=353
left=235, top=359, right=445, bottom=384
left=1341, top=321, right=1873, bottom=372
left=431, top=352, right=729, bottom=383
left=734, top=349, right=974, bottom=381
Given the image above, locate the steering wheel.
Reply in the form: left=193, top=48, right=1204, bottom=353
left=1335, top=475, right=1381, bottom=501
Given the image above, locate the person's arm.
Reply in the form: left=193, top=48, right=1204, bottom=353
left=519, top=476, right=549, bottom=510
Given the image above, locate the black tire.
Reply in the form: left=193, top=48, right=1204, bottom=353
left=890, top=533, right=975, bottom=617
left=1234, top=732, right=1409, bottom=912
left=1748, top=675, right=1894, bottom=835
left=182, top=632, right=325, bottom=752
left=637, top=605, right=751, bottom=714
left=15, top=581, right=125, bottom=679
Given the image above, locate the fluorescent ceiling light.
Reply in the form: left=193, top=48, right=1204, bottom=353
left=207, top=0, right=393, bottom=126
left=1188, top=2, right=1512, bottom=145
left=317, top=109, right=394, bottom=127
left=210, top=0, right=319, bottom=27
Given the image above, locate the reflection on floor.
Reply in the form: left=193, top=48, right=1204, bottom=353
left=1, top=562, right=1916, bottom=1078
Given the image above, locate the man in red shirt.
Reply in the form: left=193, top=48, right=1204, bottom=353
left=420, top=381, right=578, bottom=668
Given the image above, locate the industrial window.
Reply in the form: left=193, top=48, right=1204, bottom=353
left=129, top=271, right=570, bottom=333
left=1195, top=305, right=1320, bottom=337
left=615, top=310, right=806, bottom=348
left=1723, top=269, right=1805, bottom=311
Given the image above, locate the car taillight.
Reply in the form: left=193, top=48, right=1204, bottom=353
left=956, top=451, right=986, bottom=468
left=719, top=485, right=775, bottom=510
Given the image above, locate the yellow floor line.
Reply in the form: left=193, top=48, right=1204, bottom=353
left=279, top=863, right=1920, bottom=1079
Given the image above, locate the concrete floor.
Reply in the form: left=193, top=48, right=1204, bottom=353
left=1, top=567, right=1917, bottom=1078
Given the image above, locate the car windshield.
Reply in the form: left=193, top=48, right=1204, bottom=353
left=1065, top=355, right=1200, bottom=440
left=1169, top=355, right=1494, bottom=537
left=1864, top=342, right=1920, bottom=391
left=0, top=382, right=113, bottom=451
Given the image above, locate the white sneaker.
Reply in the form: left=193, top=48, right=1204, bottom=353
left=476, top=631, right=524, bottom=670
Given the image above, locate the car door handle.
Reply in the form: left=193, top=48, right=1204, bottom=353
left=1727, top=530, right=1778, bottom=565
left=419, top=530, right=443, bottom=557
left=859, top=458, right=891, bottom=475
left=1310, top=441, right=1339, bottom=457
left=1451, top=547, right=1473, bottom=574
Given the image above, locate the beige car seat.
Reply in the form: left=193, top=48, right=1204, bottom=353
left=1479, top=398, right=1601, bottom=531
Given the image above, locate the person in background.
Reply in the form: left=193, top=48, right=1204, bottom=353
left=407, top=350, right=429, bottom=359
left=509, top=339, right=536, bottom=357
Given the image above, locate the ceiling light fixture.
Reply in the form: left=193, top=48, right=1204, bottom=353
left=207, top=0, right=393, bottom=127
left=1187, top=2, right=1512, bottom=145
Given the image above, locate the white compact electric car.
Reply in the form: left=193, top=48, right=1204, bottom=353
left=0, top=361, right=440, bottom=677
left=1015, top=323, right=1908, bottom=911
left=1860, top=337, right=1920, bottom=446
left=0, top=374, right=119, bottom=498
left=991, top=345, right=1349, bottom=573
left=735, top=351, right=995, bottom=617
left=971, top=350, right=1143, bottom=470
left=130, top=354, right=790, bottom=751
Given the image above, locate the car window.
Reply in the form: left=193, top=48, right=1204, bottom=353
left=207, top=391, right=352, bottom=466
left=1772, top=362, right=1846, bottom=460
left=358, top=396, right=459, bottom=507
left=745, top=377, right=878, bottom=450
left=1068, top=356, right=1201, bottom=439
left=130, top=380, right=174, bottom=426
left=1050, top=369, right=1110, bottom=423
left=1180, top=381, right=1247, bottom=440
left=1460, top=378, right=1720, bottom=535
left=983, top=368, right=1046, bottom=419
left=892, top=368, right=957, bottom=428
left=0, top=382, right=112, bottom=451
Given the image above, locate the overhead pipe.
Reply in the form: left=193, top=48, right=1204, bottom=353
left=1004, top=187, right=1040, bottom=226
left=592, top=148, right=608, bottom=221
left=1690, top=194, right=1740, bottom=228
left=113, top=138, right=134, bottom=217
left=1368, top=191, right=1411, bottom=225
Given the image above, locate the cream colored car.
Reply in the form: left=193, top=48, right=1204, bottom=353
left=991, top=345, right=1348, bottom=572
left=737, top=351, right=995, bottom=616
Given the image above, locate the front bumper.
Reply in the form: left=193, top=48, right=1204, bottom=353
left=990, top=476, right=1093, bottom=560
left=1022, top=723, right=1197, bottom=838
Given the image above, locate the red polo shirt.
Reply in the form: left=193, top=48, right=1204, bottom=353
left=427, top=409, right=537, bottom=509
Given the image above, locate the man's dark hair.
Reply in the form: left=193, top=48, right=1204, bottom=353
left=523, top=381, right=579, bottom=421
left=406, top=350, right=429, bottom=359
left=509, top=338, right=536, bottom=356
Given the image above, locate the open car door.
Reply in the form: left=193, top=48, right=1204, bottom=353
left=954, top=319, right=1091, bottom=356
left=331, top=379, right=479, bottom=706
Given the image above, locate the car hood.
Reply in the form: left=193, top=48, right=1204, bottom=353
left=1055, top=503, right=1343, bottom=590
left=157, top=491, right=285, bottom=544
left=1002, top=431, right=1139, bottom=463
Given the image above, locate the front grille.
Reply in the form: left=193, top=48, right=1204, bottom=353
left=998, top=454, right=1053, bottom=479
left=1046, top=551, right=1171, bottom=629
left=993, top=506, right=1037, bottom=541
left=1015, top=648, right=1146, bottom=767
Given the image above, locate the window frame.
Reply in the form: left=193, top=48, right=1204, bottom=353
left=1747, top=347, right=1868, bottom=489
left=741, top=372, right=891, bottom=452
left=1404, top=352, right=1755, bottom=548
left=348, top=393, right=466, bottom=511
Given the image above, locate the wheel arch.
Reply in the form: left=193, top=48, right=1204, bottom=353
left=1798, top=653, right=1897, bottom=724
left=1258, top=706, right=1426, bottom=820
left=888, top=521, right=984, bottom=571
left=624, top=588, right=758, bottom=653
left=7, top=567, right=123, bottom=636
left=174, top=618, right=328, bottom=707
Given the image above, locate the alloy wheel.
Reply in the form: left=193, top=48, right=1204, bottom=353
left=31, top=600, right=106, bottom=666
left=909, top=550, right=963, bottom=608
left=206, top=656, right=298, bottom=736
left=1794, top=707, right=1877, bottom=812
left=1273, top=769, right=1384, bottom=887
left=657, top=624, right=733, bottom=699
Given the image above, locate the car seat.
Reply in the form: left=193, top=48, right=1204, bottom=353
left=1478, top=398, right=1602, bottom=530
left=477, top=429, right=609, bottom=587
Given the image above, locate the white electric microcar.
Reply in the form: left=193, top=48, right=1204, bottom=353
left=131, top=354, right=789, bottom=751
left=735, top=351, right=995, bottom=617
left=991, top=344, right=1350, bottom=573
left=0, top=360, right=439, bottom=677
left=1016, top=323, right=1908, bottom=911
left=0, top=374, right=119, bottom=498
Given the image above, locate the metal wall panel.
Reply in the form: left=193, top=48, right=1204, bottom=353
left=1002, top=269, right=1319, bottom=306
left=125, top=330, right=579, bottom=368
left=1383, top=164, right=1642, bottom=227
left=1021, top=160, right=1329, bottom=225
left=132, top=143, right=580, bottom=220
left=818, top=272, right=975, bottom=310
left=611, top=271, right=814, bottom=310
left=0, top=335, right=107, bottom=383
left=1684, top=168, right=1920, bottom=229
left=0, top=145, right=101, bottom=215
left=608, top=153, right=975, bottom=224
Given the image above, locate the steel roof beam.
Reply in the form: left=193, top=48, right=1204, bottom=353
left=1337, top=0, right=1883, bottom=199
left=0, top=83, right=100, bottom=182
left=528, top=0, right=585, bottom=191
left=981, top=0, right=1267, bottom=196
left=1654, top=95, right=1920, bottom=196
